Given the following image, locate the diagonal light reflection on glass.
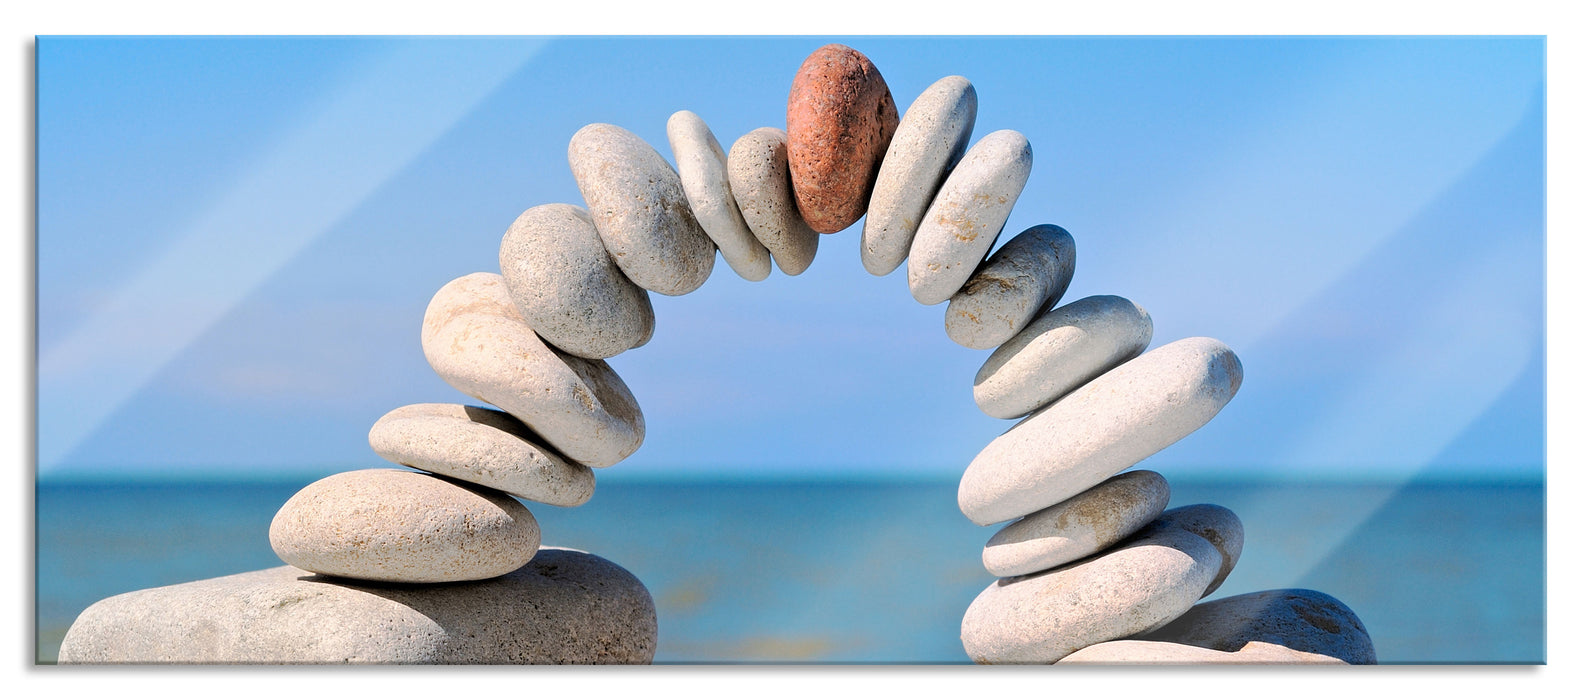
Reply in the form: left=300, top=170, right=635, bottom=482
left=37, top=38, right=548, bottom=473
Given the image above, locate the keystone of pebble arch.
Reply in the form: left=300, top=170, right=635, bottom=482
left=786, top=43, right=899, bottom=234
left=57, top=548, right=658, bottom=664
left=958, top=336, right=1242, bottom=526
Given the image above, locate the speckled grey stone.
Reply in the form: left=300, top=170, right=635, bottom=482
left=568, top=123, right=715, bottom=296
left=268, top=469, right=539, bottom=584
left=728, top=127, right=819, bottom=275
left=499, top=203, right=654, bottom=360
left=961, top=522, right=1222, bottom=664
left=1135, top=504, right=1244, bottom=597
left=973, top=295, right=1153, bottom=420
left=959, top=337, right=1242, bottom=525
left=907, top=130, right=1032, bottom=305
left=945, top=224, right=1075, bottom=350
left=368, top=403, right=595, bottom=507
left=862, top=75, right=976, bottom=276
left=422, top=273, right=644, bottom=468
left=58, top=548, right=657, bottom=664
left=1140, top=589, right=1376, bottom=665
left=1058, top=639, right=1347, bottom=664
left=668, top=110, right=771, bottom=282
left=983, top=470, right=1169, bottom=578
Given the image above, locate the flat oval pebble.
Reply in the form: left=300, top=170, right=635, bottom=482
left=862, top=75, right=977, bottom=275
left=568, top=123, right=715, bottom=295
left=667, top=110, right=771, bottom=281
left=1136, top=504, right=1244, bottom=597
left=728, top=127, right=819, bottom=275
left=908, top=129, right=1033, bottom=305
left=982, top=470, right=1170, bottom=577
left=368, top=403, right=596, bottom=507
left=960, top=522, right=1222, bottom=664
left=268, top=469, right=540, bottom=584
left=974, top=295, right=1153, bottom=419
left=945, top=224, right=1076, bottom=350
left=1058, top=639, right=1346, bottom=665
left=422, top=273, right=644, bottom=468
left=786, top=43, right=899, bottom=233
left=959, top=337, right=1242, bottom=525
left=1140, top=589, right=1376, bottom=665
left=499, top=203, right=654, bottom=359
left=60, top=548, right=657, bottom=664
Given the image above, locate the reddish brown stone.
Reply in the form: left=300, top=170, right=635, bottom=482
left=786, top=44, right=899, bottom=234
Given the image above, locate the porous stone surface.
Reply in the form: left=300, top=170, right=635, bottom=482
left=422, top=273, right=644, bottom=468
left=945, top=224, right=1075, bottom=350
left=368, top=403, right=595, bottom=507
left=499, top=203, right=654, bottom=359
left=907, top=129, right=1033, bottom=305
left=862, top=75, right=977, bottom=276
left=728, top=127, right=819, bottom=275
left=973, top=295, right=1153, bottom=419
left=960, top=522, right=1222, bottom=664
left=568, top=122, right=715, bottom=295
left=667, top=110, right=771, bottom=281
left=1139, top=589, right=1376, bottom=665
left=1136, top=504, right=1244, bottom=597
left=786, top=43, right=899, bottom=233
left=268, top=469, right=540, bottom=584
left=1058, top=639, right=1347, bottom=665
left=982, top=470, right=1170, bottom=578
left=58, top=548, right=658, bottom=664
left=959, top=337, right=1242, bottom=525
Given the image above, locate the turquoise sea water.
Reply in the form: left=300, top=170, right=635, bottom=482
left=34, top=477, right=1544, bottom=664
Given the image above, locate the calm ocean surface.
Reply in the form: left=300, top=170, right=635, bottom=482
left=35, top=476, right=1544, bottom=664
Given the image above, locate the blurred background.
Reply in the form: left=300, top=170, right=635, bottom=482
left=34, top=36, right=1544, bottom=663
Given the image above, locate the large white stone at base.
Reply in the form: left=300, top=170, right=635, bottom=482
left=960, top=522, right=1221, bottom=664
left=57, top=548, right=657, bottom=664
left=1058, top=639, right=1347, bottom=664
left=1140, top=588, right=1376, bottom=665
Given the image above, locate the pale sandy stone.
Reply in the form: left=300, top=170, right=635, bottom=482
left=422, top=273, right=644, bottom=468
left=268, top=469, right=539, bottom=584
left=973, top=295, right=1153, bottom=419
left=862, top=75, right=977, bottom=276
left=368, top=403, right=595, bottom=507
left=983, top=470, right=1169, bottom=577
left=419, top=271, right=519, bottom=348
left=667, top=110, right=771, bottom=281
left=907, top=130, right=1033, bottom=305
left=959, top=337, right=1242, bottom=525
left=945, top=224, right=1075, bottom=350
left=1140, top=589, right=1376, bottom=665
left=1058, top=639, right=1347, bottom=665
left=1137, top=504, right=1244, bottom=597
left=568, top=123, right=715, bottom=295
left=58, top=548, right=657, bottom=664
left=961, top=523, right=1221, bottom=664
left=728, top=127, right=819, bottom=275
left=499, top=203, right=654, bottom=359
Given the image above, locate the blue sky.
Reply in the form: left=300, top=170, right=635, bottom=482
left=35, top=36, right=1545, bottom=482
